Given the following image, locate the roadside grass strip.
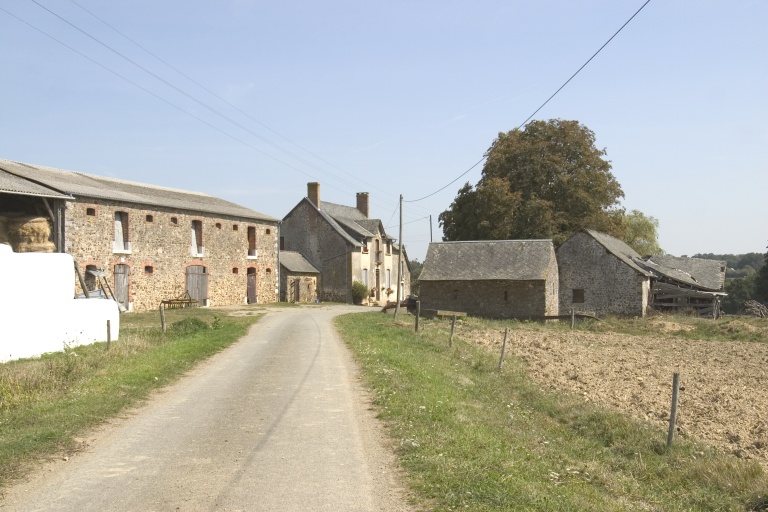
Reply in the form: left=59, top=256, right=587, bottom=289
left=0, top=309, right=260, bottom=489
left=337, top=312, right=768, bottom=512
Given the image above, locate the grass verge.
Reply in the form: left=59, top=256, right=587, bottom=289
left=337, top=312, right=768, bottom=511
left=0, top=307, right=260, bottom=489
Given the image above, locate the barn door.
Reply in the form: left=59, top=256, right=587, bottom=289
left=246, top=268, right=257, bottom=304
left=293, top=278, right=301, bottom=302
left=186, top=265, right=208, bottom=304
left=114, top=264, right=130, bottom=310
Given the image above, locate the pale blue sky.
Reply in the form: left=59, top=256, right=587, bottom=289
left=1, top=0, right=765, bottom=261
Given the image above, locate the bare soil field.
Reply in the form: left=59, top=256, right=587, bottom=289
left=462, top=318, right=768, bottom=469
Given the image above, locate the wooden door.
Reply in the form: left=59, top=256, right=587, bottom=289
left=186, top=265, right=208, bottom=303
left=114, top=264, right=130, bottom=310
left=293, top=278, right=300, bottom=302
left=247, top=268, right=257, bottom=304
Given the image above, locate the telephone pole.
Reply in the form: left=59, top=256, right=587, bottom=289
left=394, top=194, right=403, bottom=319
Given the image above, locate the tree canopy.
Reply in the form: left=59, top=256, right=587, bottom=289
left=439, top=119, right=626, bottom=245
left=622, top=210, right=662, bottom=257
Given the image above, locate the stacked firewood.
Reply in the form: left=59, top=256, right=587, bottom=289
left=744, top=300, right=768, bottom=318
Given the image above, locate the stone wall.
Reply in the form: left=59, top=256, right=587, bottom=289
left=65, top=198, right=279, bottom=312
left=557, top=232, right=649, bottom=317
left=420, top=279, right=550, bottom=319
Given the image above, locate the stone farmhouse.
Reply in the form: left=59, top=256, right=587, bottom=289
left=0, top=159, right=279, bottom=312
left=280, top=183, right=410, bottom=305
left=558, top=229, right=726, bottom=318
left=418, top=240, right=559, bottom=319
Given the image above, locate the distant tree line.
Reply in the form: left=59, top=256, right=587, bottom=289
left=696, top=248, right=768, bottom=314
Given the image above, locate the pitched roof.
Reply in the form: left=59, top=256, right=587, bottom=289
left=580, top=229, right=653, bottom=277
left=280, top=251, right=320, bottom=273
left=419, top=240, right=555, bottom=281
left=0, top=167, right=73, bottom=199
left=0, top=159, right=278, bottom=223
left=643, top=254, right=725, bottom=291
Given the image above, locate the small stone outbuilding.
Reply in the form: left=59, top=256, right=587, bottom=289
left=280, top=251, right=319, bottom=303
left=418, top=240, right=559, bottom=319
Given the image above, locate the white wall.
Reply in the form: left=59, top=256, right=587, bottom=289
left=0, top=244, right=120, bottom=363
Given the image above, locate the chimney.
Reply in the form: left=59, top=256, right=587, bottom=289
left=307, top=182, right=320, bottom=208
left=356, top=192, right=370, bottom=218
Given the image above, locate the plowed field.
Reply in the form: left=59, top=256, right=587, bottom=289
left=463, top=319, right=768, bottom=469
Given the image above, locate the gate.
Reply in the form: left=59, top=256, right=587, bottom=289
left=114, top=264, right=130, bottom=310
left=186, top=265, right=208, bottom=304
left=247, top=268, right=257, bottom=304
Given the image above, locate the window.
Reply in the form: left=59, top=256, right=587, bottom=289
left=386, top=240, right=392, bottom=255
left=233, top=224, right=238, bottom=231
left=171, top=216, right=178, bottom=225
left=266, top=268, right=271, bottom=274
left=572, top=289, right=585, bottom=304
left=247, top=226, right=257, bottom=258
left=113, top=211, right=131, bottom=253
left=145, top=214, right=153, bottom=222
left=191, top=220, right=204, bottom=256
left=216, top=222, right=222, bottom=229
left=86, top=207, right=96, bottom=216
left=386, top=269, right=391, bottom=289
left=363, top=268, right=368, bottom=287
left=232, top=267, right=239, bottom=274
left=280, top=236, right=285, bottom=250
left=144, top=265, right=154, bottom=275
left=504, top=290, right=509, bottom=301
left=266, top=228, right=271, bottom=235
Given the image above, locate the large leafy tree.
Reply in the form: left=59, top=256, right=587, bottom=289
left=622, top=209, right=662, bottom=257
left=440, top=119, right=625, bottom=245
left=755, top=242, right=768, bottom=303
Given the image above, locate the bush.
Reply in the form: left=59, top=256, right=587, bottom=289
left=169, top=317, right=209, bottom=335
left=351, top=281, right=368, bottom=305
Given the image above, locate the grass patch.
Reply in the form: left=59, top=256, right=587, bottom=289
left=0, top=308, right=260, bottom=489
left=337, top=312, right=768, bottom=511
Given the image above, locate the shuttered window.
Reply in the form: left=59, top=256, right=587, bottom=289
left=247, top=226, right=257, bottom=257
left=191, top=220, right=203, bottom=256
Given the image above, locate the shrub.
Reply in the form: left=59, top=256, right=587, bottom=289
left=351, top=281, right=368, bottom=305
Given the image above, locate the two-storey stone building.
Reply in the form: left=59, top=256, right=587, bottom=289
left=0, top=159, right=279, bottom=312
left=281, top=183, right=410, bottom=305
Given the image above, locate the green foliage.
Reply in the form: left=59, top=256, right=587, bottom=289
left=440, top=119, right=625, bottom=245
left=756, top=243, right=768, bottom=303
left=724, top=277, right=757, bottom=314
left=621, top=209, right=662, bottom=256
left=169, top=317, right=209, bottom=334
left=351, top=280, right=368, bottom=304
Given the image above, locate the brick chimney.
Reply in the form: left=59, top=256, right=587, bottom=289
left=356, top=192, right=369, bottom=218
left=307, top=182, right=320, bottom=208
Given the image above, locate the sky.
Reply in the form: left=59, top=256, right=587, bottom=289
left=1, top=0, right=766, bottom=262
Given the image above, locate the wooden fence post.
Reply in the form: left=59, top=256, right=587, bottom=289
left=571, top=308, right=575, bottom=329
left=160, top=303, right=166, bottom=334
left=666, top=372, right=681, bottom=448
left=106, top=319, right=111, bottom=351
left=449, top=315, right=456, bottom=347
left=498, top=327, right=508, bottom=370
left=415, top=301, right=421, bottom=332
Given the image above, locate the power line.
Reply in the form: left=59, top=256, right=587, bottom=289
left=518, top=0, right=652, bottom=128
left=404, top=0, right=652, bottom=204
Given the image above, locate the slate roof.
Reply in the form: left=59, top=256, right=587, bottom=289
left=419, top=240, right=555, bottom=281
left=280, top=251, right=320, bottom=273
left=582, top=229, right=653, bottom=277
left=577, top=229, right=725, bottom=292
left=643, top=254, right=725, bottom=291
left=0, top=159, right=278, bottom=222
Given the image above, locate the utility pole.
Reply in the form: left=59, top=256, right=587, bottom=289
left=394, top=194, right=403, bottom=319
left=429, top=214, right=433, bottom=243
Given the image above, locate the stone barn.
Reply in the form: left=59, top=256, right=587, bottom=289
left=557, top=229, right=726, bottom=318
left=280, top=251, right=319, bottom=303
left=418, top=240, right=559, bottom=319
left=0, top=158, right=280, bottom=312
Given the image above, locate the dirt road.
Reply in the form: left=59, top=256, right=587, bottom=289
left=1, top=306, right=413, bottom=512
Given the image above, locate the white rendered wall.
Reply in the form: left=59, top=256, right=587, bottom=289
left=0, top=244, right=120, bottom=363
